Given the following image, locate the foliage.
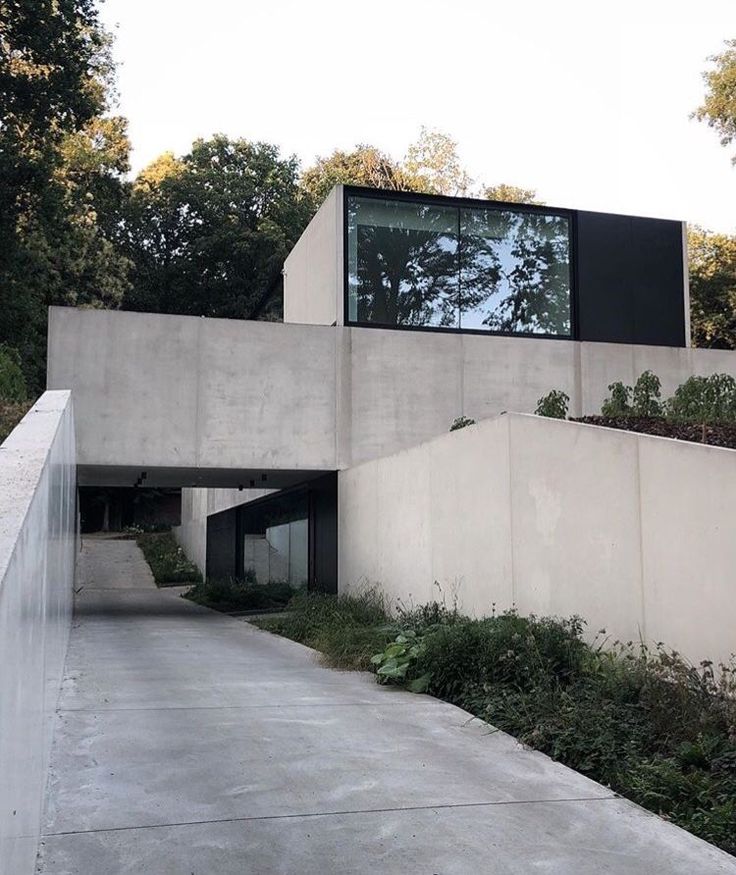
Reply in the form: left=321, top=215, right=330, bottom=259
left=482, top=184, right=541, bottom=204
left=601, top=381, right=632, bottom=417
left=371, top=630, right=431, bottom=692
left=450, top=415, right=476, bottom=431
left=0, top=0, right=132, bottom=392
left=0, top=400, right=32, bottom=444
left=535, top=389, right=569, bottom=419
left=665, top=373, right=736, bottom=424
left=122, top=135, right=311, bottom=320
left=255, top=589, right=393, bottom=671
left=260, top=595, right=736, bottom=854
left=694, top=39, right=736, bottom=163
left=631, top=370, right=662, bottom=417
left=403, top=127, right=472, bottom=197
left=0, top=344, right=28, bottom=402
left=184, top=576, right=294, bottom=613
left=300, top=145, right=408, bottom=205
left=688, top=227, right=736, bottom=350
left=137, top=532, right=202, bottom=584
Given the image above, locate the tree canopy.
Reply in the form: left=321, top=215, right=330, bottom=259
left=688, top=227, right=736, bottom=349
left=694, top=39, right=736, bottom=162
left=121, top=135, right=312, bottom=319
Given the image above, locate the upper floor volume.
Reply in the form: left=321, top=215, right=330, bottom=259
left=284, top=185, right=689, bottom=348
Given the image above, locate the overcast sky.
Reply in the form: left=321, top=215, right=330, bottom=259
left=101, top=0, right=735, bottom=232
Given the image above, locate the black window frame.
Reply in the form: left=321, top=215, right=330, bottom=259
left=342, top=185, right=579, bottom=341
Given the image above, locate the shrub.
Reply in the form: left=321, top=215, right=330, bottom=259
left=665, top=373, right=736, bottom=424
left=631, top=370, right=663, bottom=417
left=450, top=415, right=476, bottom=431
left=0, top=344, right=27, bottom=402
left=0, top=400, right=31, bottom=443
left=137, top=532, right=202, bottom=584
left=601, top=381, right=632, bottom=417
left=535, top=389, right=569, bottom=419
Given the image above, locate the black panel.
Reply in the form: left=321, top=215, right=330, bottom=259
left=575, top=211, right=685, bottom=347
left=206, top=507, right=238, bottom=580
left=308, top=473, right=338, bottom=594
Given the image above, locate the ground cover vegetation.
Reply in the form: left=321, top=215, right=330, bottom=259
left=3, top=2, right=734, bottom=394
left=136, top=532, right=202, bottom=585
left=183, top=574, right=295, bottom=613
left=536, top=371, right=736, bottom=449
left=255, top=592, right=736, bottom=854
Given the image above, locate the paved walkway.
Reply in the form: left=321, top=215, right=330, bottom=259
left=38, top=540, right=736, bottom=874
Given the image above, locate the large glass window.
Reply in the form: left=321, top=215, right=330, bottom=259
left=240, top=491, right=308, bottom=589
left=346, top=194, right=572, bottom=337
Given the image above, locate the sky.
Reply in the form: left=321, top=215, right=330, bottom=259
left=101, top=0, right=736, bottom=233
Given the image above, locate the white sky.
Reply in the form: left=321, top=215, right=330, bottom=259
left=101, top=0, right=736, bottom=232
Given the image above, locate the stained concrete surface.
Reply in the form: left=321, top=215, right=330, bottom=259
left=37, top=540, right=736, bottom=874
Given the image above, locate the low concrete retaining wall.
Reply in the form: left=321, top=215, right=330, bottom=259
left=0, top=392, right=77, bottom=875
left=339, top=413, right=736, bottom=667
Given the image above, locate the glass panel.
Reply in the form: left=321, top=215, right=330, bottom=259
left=241, top=491, right=308, bottom=589
left=347, top=196, right=459, bottom=327
left=459, top=208, right=572, bottom=335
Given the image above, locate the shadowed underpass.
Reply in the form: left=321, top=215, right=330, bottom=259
left=36, top=539, right=736, bottom=874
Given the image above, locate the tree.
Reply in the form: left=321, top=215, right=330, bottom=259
left=688, top=227, right=736, bottom=349
left=300, top=145, right=405, bottom=205
left=402, top=127, right=472, bottom=196
left=0, top=0, right=131, bottom=391
left=122, top=135, right=312, bottom=319
left=483, top=183, right=542, bottom=205
left=302, top=128, right=477, bottom=206
left=694, top=39, right=736, bottom=162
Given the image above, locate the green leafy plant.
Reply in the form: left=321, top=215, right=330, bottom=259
left=371, top=630, right=432, bottom=692
left=631, top=370, right=663, bottom=417
left=535, top=389, right=569, bottom=419
left=601, top=381, right=632, bottom=417
left=450, top=415, right=476, bottom=431
left=665, top=373, right=736, bottom=424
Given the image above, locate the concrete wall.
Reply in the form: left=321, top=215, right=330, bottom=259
left=283, top=186, right=343, bottom=326
left=47, top=306, right=736, bottom=482
left=339, top=413, right=736, bottom=667
left=0, top=391, right=77, bottom=875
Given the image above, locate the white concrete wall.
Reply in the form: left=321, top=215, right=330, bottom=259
left=283, top=186, right=342, bottom=326
left=339, top=413, right=736, bottom=667
left=0, top=391, right=77, bottom=875
left=47, top=306, right=736, bottom=479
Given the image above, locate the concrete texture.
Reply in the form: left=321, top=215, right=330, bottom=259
left=37, top=540, right=736, bottom=874
left=339, top=413, right=736, bottom=667
left=0, top=392, right=76, bottom=875
left=284, top=185, right=343, bottom=326
left=47, top=306, right=736, bottom=485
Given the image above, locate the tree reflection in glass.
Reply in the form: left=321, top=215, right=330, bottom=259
left=347, top=197, right=459, bottom=327
left=346, top=195, right=572, bottom=337
left=460, top=208, right=571, bottom=335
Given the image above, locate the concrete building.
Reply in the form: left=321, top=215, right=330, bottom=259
left=43, top=184, right=736, bottom=664
left=5, top=184, right=736, bottom=874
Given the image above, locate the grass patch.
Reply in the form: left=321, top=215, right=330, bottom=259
left=257, top=595, right=736, bottom=855
left=183, top=576, right=295, bottom=613
left=255, top=589, right=394, bottom=670
left=137, top=532, right=202, bottom=585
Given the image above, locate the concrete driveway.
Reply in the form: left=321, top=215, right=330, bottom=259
left=37, top=540, right=736, bottom=874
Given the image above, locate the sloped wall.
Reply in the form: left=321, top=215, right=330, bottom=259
left=0, top=392, right=77, bottom=875
left=339, top=414, right=736, bottom=667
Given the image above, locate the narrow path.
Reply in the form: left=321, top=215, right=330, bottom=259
left=38, top=540, right=736, bottom=873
